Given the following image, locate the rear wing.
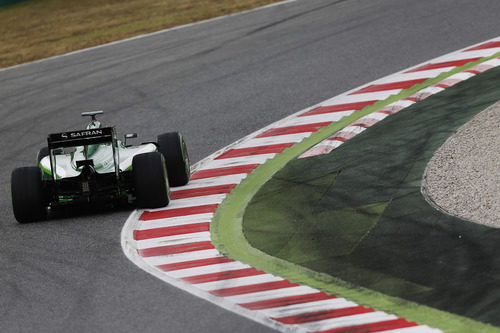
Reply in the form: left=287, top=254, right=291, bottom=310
left=46, top=127, right=120, bottom=181
left=48, top=127, right=115, bottom=149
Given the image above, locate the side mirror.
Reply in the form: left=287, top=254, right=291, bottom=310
left=124, top=133, right=137, bottom=146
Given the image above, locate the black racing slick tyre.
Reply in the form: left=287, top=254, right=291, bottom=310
left=157, top=132, right=190, bottom=187
left=11, top=167, right=47, bottom=223
left=133, top=152, right=170, bottom=208
left=37, top=147, right=49, bottom=165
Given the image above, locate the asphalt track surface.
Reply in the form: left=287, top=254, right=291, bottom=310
left=1, top=1, right=500, bottom=332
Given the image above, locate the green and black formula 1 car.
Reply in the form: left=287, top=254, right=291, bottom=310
left=11, top=111, right=190, bottom=223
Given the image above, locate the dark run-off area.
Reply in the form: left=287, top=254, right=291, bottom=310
left=243, top=66, right=500, bottom=326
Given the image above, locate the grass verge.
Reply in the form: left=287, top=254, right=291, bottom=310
left=0, top=0, right=286, bottom=68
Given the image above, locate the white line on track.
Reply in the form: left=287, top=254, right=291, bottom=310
left=195, top=275, right=285, bottom=291
left=164, top=194, right=227, bottom=208
left=261, top=298, right=357, bottom=317
left=225, top=285, right=320, bottom=304
left=374, top=68, right=453, bottom=83
left=205, top=154, right=277, bottom=168
left=321, top=89, right=404, bottom=105
left=143, top=249, right=223, bottom=266
left=137, top=214, right=214, bottom=230
left=297, top=312, right=397, bottom=331
left=136, top=232, right=212, bottom=249
left=167, top=261, right=253, bottom=278
left=234, top=133, right=311, bottom=148
left=180, top=174, right=248, bottom=188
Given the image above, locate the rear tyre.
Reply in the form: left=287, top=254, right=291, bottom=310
left=157, top=132, right=190, bottom=187
left=37, top=147, right=49, bottom=165
left=11, top=167, right=47, bottom=223
left=133, top=152, right=170, bottom=208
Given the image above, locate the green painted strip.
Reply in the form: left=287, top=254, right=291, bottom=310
left=40, top=163, right=52, bottom=176
left=211, top=53, right=500, bottom=333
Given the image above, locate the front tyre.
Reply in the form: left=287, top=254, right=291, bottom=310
left=157, top=132, right=190, bottom=187
left=133, top=152, right=170, bottom=208
left=11, top=167, right=47, bottom=223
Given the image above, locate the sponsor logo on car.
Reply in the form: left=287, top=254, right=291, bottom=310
left=59, top=129, right=104, bottom=140
left=66, top=130, right=103, bottom=138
